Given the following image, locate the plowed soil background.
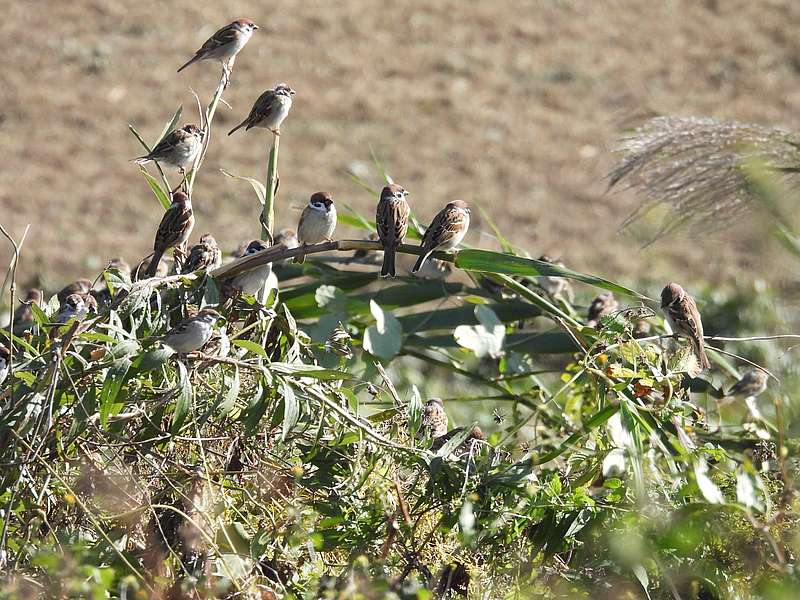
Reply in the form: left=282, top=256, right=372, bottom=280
left=3, top=1, right=800, bottom=294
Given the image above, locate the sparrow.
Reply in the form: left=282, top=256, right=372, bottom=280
left=13, top=289, right=43, bottom=334
left=229, top=240, right=273, bottom=296
left=135, top=256, right=169, bottom=280
left=273, top=228, right=299, bottom=264
left=376, top=184, right=410, bottom=278
left=632, top=319, right=652, bottom=339
left=420, top=398, right=449, bottom=439
left=295, top=192, right=337, bottom=263
left=162, top=308, right=221, bottom=354
left=177, top=18, right=258, bottom=84
left=0, top=344, right=9, bottom=385
left=727, top=369, right=768, bottom=399
left=146, top=191, right=195, bottom=277
left=275, top=228, right=299, bottom=250
left=661, top=282, right=711, bottom=370
left=228, top=83, right=295, bottom=136
left=431, top=425, right=487, bottom=453
left=58, top=279, right=93, bottom=304
left=106, top=258, right=132, bottom=279
left=586, top=292, right=618, bottom=327
left=537, top=254, right=573, bottom=300
left=134, top=124, right=204, bottom=173
left=412, top=200, right=470, bottom=273
left=181, top=234, right=222, bottom=274
left=56, top=293, right=98, bottom=324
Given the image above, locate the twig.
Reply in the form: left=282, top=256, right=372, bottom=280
left=210, top=239, right=455, bottom=280
left=186, top=74, right=227, bottom=196
left=0, top=223, right=30, bottom=396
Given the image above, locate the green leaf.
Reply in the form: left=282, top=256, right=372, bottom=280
left=281, top=381, right=299, bottom=440
left=232, top=339, right=268, bottom=358
left=156, top=105, right=183, bottom=147
left=408, top=385, right=423, bottom=437
left=363, top=300, right=403, bottom=359
left=133, top=347, right=174, bottom=371
left=139, top=167, right=172, bottom=211
left=220, top=169, right=266, bottom=205
left=270, top=363, right=355, bottom=380
left=99, top=358, right=131, bottom=428
left=219, top=367, right=240, bottom=417
left=171, top=361, right=193, bottom=433
left=453, top=305, right=505, bottom=358
left=455, top=249, right=650, bottom=300
left=694, top=462, right=724, bottom=504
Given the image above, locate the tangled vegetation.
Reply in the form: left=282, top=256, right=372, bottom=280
left=2, top=17, right=800, bottom=600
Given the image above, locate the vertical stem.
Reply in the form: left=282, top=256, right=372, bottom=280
left=262, top=135, right=280, bottom=242
left=186, top=71, right=227, bottom=197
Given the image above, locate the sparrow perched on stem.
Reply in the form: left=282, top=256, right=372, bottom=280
left=134, top=125, right=204, bottom=173
left=412, top=200, right=470, bottom=273
left=420, top=398, right=449, bottom=439
left=182, top=234, right=222, bottom=274
left=538, top=254, right=573, bottom=301
left=106, top=258, right=132, bottom=279
left=274, top=228, right=299, bottom=251
left=229, top=240, right=273, bottom=296
left=661, top=282, right=710, bottom=370
left=177, top=18, right=258, bottom=85
left=228, top=83, right=295, bottom=136
left=295, top=192, right=337, bottom=263
left=431, top=425, right=487, bottom=453
left=586, top=292, right=618, bottom=327
left=147, top=191, right=195, bottom=277
left=727, top=368, right=768, bottom=399
left=0, top=343, right=9, bottom=384
left=13, top=289, right=43, bottom=335
left=56, top=293, right=98, bottom=324
left=376, top=184, right=410, bottom=278
left=58, top=279, right=92, bottom=304
left=162, top=308, right=221, bottom=354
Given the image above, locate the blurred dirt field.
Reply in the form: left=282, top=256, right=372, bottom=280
left=3, top=0, right=800, bottom=292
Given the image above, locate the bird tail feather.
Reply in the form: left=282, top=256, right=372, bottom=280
left=177, top=55, right=200, bottom=73
left=228, top=121, right=246, bottom=136
left=381, top=248, right=396, bottom=278
left=411, top=250, right=432, bottom=273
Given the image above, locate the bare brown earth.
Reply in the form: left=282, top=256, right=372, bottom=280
left=3, top=0, right=800, bottom=293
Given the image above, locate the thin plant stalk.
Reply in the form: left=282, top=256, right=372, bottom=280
left=186, top=69, right=228, bottom=197
left=262, top=135, right=280, bottom=242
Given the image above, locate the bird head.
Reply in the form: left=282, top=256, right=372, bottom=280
left=309, top=191, right=335, bottom=212
left=381, top=184, right=408, bottom=202
left=661, top=282, right=685, bottom=309
left=275, top=82, right=296, bottom=96
left=244, top=239, right=270, bottom=256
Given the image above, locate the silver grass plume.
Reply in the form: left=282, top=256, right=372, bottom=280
left=608, top=116, right=800, bottom=242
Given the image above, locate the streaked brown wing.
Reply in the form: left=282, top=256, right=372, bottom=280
left=393, top=200, right=410, bottom=243
left=155, top=205, right=193, bottom=250
left=198, top=23, right=238, bottom=53
left=148, top=129, right=185, bottom=159
left=250, top=90, right=278, bottom=121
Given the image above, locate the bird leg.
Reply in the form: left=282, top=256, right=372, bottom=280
left=222, top=57, right=235, bottom=89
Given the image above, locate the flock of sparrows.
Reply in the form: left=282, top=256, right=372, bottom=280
left=0, top=18, right=770, bottom=415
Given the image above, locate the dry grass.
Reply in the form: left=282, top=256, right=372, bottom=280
left=3, top=0, right=800, bottom=290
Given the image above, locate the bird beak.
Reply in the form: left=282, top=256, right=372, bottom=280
left=253, top=24, right=259, bottom=30
left=290, top=89, right=296, bottom=95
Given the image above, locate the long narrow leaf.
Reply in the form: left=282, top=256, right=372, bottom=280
left=455, top=249, right=650, bottom=300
